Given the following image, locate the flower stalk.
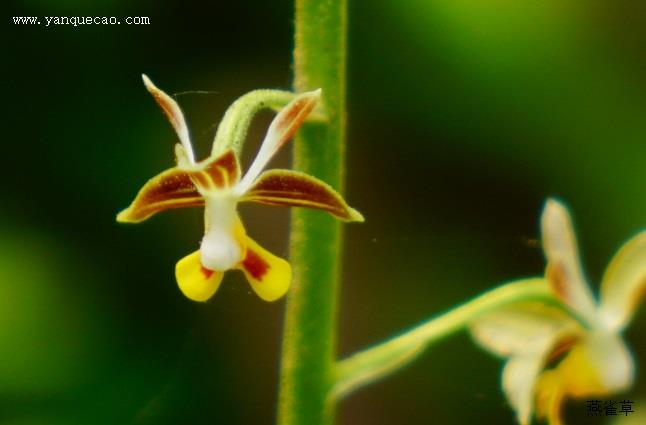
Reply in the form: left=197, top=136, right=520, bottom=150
left=211, top=89, right=325, bottom=157
left=332, top=279, right=557, bottom=400
left=278, top=1, right=348, bottom=424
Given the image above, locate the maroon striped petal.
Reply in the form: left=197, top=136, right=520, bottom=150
left=189, top=149, right=241, bottom=192
left=117, top=149, right=241, bottom=223
left=236, top=90, right=321, bottom=193
left=117, top=167, right=203, bottom=223
left=241, top=169, right=364, bottom=222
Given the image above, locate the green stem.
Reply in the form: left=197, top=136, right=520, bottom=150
left=278, top=1, right=347, bottom=425
left=332, top=279, right=557, bottom=400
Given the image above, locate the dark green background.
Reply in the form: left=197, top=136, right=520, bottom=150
left=4, top=1, right=646, bottom=424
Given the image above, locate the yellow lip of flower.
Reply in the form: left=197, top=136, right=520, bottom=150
left=471, top=199, right=646, bottom=425
left=117, top=75, right=364, bottom=302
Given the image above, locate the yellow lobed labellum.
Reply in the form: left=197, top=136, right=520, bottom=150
left=238, top=236, right=291, bottom=302
left=176, top=251, right=224, bottom=302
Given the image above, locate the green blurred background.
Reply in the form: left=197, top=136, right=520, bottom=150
left=4, top=0, right=645, bottom=424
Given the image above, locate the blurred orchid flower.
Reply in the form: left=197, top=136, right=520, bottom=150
left=117, top=75, right=363, bottom=302
left=471, top=199, right=646, bottom=425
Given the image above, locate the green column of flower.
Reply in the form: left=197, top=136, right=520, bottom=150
left=278, top=0, right=347, bottom=424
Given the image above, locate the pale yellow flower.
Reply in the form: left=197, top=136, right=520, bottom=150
left=471, top=199, right=646, bottom=424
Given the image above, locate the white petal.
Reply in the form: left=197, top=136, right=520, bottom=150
left=200, top=195, right=244, bottom=271
left=503, top=353, right=549, bottom=425
left=559, top=332, right=634, bottom=395
left=200, top=229, right=243, bottom=271
left=587, top=332, right=634, bottom=393
left=235, top=89, right=320, bottom=195
left=470, top=299, right=580, bottom=424
left=142, top=74, right=196, bottom=164
left=599, top=231, right=646, bottom=331
left=470, top=299, right=576, bottom=357
left=541, top=199, right=598, bottom=324
left=471, top=302, right=581, bottom=424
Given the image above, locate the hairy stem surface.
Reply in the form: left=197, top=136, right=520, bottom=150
left=277, top=1, right=347, bottom=424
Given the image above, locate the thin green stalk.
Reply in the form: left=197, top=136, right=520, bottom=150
left=212, top=89, right=293, bottom=156
left=278, top=1, right=347, bottom=425
left=331, top=279, right=559, bottom=399
left=211, top=89, right=326, bottom=157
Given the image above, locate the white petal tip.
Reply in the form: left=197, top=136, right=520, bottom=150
left=543, top=198, right=566, bottom=218
left=298, top=88, right=322, bottom=102
left=309, top=89, right=322, bottom=101
left=142, top=74, right=164, bottom=98
left=142, top=74, right=154, bottom=89
left=541, top=198, right=571, bottom=236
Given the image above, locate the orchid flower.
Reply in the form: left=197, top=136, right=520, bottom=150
left=117, top=75, right=363, bottom=302
left=470, top=199, right=646, bottom=425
